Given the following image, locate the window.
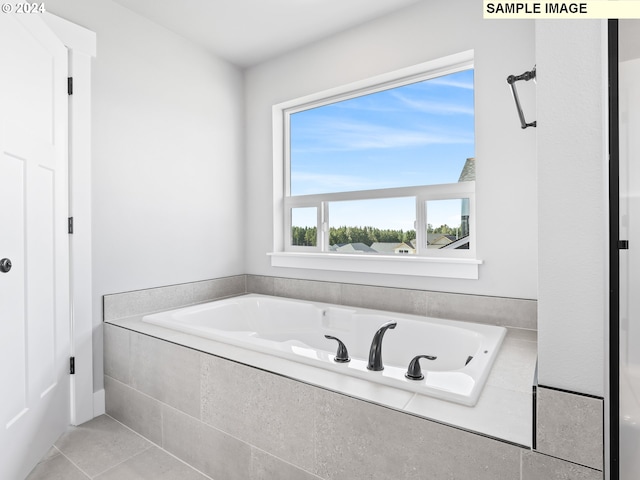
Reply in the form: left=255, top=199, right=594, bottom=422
left=271, top=51, right=481, bottom=279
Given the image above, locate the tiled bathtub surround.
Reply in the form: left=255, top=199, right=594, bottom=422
left=102, top=276, right=601, bottom=479
left=103, top=274, right=537, bottom=330
left=103, top=324, right=602, bottom=480
left=103, top=275, right=247, bottom=322
left=247, top=275, right=538, bottom=330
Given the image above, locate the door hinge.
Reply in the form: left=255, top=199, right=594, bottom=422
left=68, top=217, right=74, bottom=234
left=68, top=77, right=73, bottom=96
left=70, top=356, right=75, bottom=375
left=619, top=240, right=629, bottom=250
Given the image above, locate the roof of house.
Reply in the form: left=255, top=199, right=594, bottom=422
left=370, top=242, right=416, bottom=253
left=333, top=242, right=377, bottom=253
left=458, top=157, right=475, bottom=182
left=440, top=235, right=470, bottom=250
left=370, top=242, right=401, bottom=253
left=427, top=233, right=454, bottom=245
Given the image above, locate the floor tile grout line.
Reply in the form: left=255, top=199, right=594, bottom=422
left=52, top=446, right=94, bottom=479
left=54, top=417, right=153, bottom=479
left=105, top=414, right=214, bottom=480
left=91, top=444, right=154, bottom=479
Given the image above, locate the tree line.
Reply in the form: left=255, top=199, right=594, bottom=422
left=291, top=224, right=459, bottom=247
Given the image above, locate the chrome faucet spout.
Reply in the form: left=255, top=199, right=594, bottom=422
left=367, top=321, right=397, bottom=371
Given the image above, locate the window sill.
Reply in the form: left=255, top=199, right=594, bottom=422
left=268, top=252, right=482, bottom=279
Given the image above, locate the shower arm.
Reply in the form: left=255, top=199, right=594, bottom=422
left=507, top=66, right=537, bottom=129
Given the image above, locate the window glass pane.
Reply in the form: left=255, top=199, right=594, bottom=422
left=328, top=198, right=416, bottom=254
left=291, top=207, right=317, bottom=247
left=290, top=69, right=474, bottom=196
left=425, top=198, right=470, bottom=250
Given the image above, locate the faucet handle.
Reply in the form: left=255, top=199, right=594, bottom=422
left=405, top=354, right=437, bottom=380
left=324, top=335, right=351, bottom=363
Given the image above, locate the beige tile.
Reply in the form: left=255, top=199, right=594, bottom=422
left=26, top=453, right=90, bottom=480
left=104, top=284, right=192, bottom=320
left=536, top=387, right=604, bottom=470
left=314, top=389, right=521, bottom=480
left=103, top=324, right=131, bottom=385
left=105, top=375, right=163, bottom=445
left=273, top=277, right=342, bottom=304
left=190, top=275, right=246, bottom=303
left=130, top=332, right=201, bottom=418
left=521, top=450, right=603, bottom=479
left=426, top=291, right=537, bottom=329
left=200, top=354, right=316, bottom=471
left=250, top=448, right=322, bottom=480
left=486, top=337, right=538, bottom=393
left=162, top=404, right=251, bottom=480
left=95, top=446, right=209, bottom=480
left=339, top=283, right=428, bottom=316
left=54, top=415, right=151, bottom=477
left=246, top=275, right=275, bottom=295
left=506, top=327, right=537, bottom=342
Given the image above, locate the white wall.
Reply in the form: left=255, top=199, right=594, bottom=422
left=48, top=0, right=245, bottom=392
left=619, top=58, right=640, bottom=367
left=535, top=20, right=608, bottom=397
left=244, top=0, right=537, bottom=299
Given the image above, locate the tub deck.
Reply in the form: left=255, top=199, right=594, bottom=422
left=106, top=296, right=537, bottom=447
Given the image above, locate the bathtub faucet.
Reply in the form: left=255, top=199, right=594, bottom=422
left=367, top=321, right=397, bottom=371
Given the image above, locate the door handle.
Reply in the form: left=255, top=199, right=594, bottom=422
left=0, top=258, right=12, bottom=273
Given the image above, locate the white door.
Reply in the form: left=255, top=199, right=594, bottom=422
left=0, top=15, right=70, bottom=480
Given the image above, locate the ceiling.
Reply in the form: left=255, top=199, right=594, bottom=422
left=112, top=0, right=422, bottom=68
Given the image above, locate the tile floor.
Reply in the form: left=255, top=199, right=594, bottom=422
left=26, top=415, right=211, bottom=480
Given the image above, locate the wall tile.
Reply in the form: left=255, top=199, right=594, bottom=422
left=314, top=389, right=521, bottom=480
left=103, top=324, right=131, bottom=385
left=103, top=284, right=193, bottom=321
left=246, top=274, right=275, bottom=295
left=162, top=404, right=252, bottom=480
left=273, top=277, right=342, bottom=304
left=190, top=275, right=246, bottom=304
left=104, top=375, right=163, bottom=446
left=130, top=332, right=201, bottom=418
left=339, top=283, right=428, bottom=316
left=521, top=450, right=603, bottom=480
left=103, top=275, right=247, bottom=321
left=536, top=387, right=603, bottom=470
left=201, top=354, right=316, bottom=471
left=426, top=291, right=537, bottom=329
left=106, top=275, right=537, bottom=330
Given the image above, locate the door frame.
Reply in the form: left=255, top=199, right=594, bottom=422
left=608, top=18, right=620, bottom=480
left=42, top=13, right=96, bottom=426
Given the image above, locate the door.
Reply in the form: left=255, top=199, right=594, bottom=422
left=0, top=15, right=70, bottom=480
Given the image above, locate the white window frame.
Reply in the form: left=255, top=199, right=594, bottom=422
left=271, top=50, right=482, bottom=279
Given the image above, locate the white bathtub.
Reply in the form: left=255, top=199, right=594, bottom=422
left=142, top=294, right=506, bottom=406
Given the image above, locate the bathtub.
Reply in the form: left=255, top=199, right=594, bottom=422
left=142, top=294, right=506, bottom=406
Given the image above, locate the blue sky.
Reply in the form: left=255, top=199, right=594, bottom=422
left=289, top=69, right=474, bottom=232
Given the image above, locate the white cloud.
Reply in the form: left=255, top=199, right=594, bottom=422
left=292, top=119, right=472, bottom=154
left=427, top=76, right=474, bottom=90
left=390, top=91, right=474, bottom=116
